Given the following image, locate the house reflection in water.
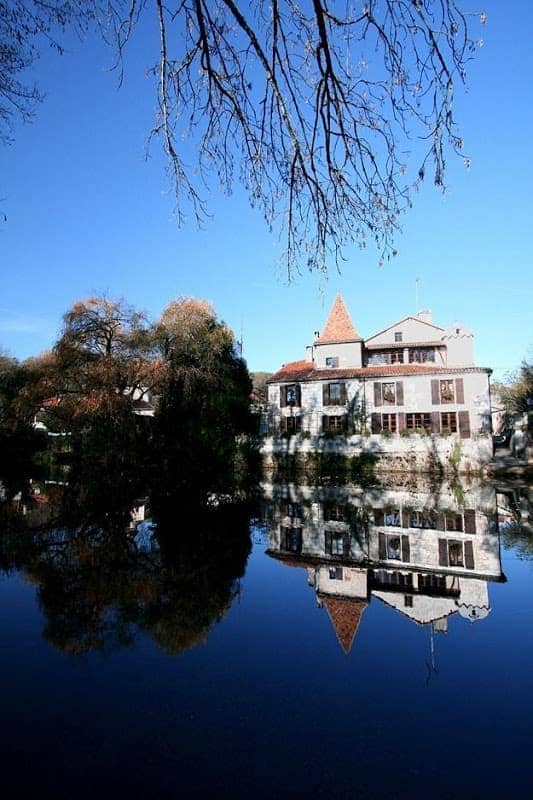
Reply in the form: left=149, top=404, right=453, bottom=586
left=263, top=479, right=505, bottom=652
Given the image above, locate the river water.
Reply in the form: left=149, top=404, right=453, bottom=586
left=0, top=476, right=531, bottom=798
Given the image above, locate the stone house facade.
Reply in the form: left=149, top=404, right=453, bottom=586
left=265, top=296, right=492, bottom=465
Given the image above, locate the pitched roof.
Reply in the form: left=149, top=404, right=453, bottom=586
left=268, top=363, right=490, bottom=383
left=365, top=315, right=444, bottom=343
left=322, top=596, right=367, bottom=654
left=320, top=295, right=361, bottom=343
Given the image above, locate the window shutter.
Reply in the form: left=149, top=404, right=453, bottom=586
left=379, top=532, right=387, bottom=560
left=371, top=413, right=382, bottom=434
left=438, top=539, right=449, bottom=567
left=464, top=540, right=475, bottom=570
left=431, top=412, right=440, bottom=433
left=458, top=411, right=470, bottom=439
left=280, top=386, right=287, bottom=407
left=435, top=512, right=445, bottom=530
left=398, top=412, right=406, bottom=430
left=455, top=378, right=464, bottom=404
left=295, top=385, right=301, bottom=407
left=342, top=533, right=350, bottom=556
left=322, top=415, right=328, bottom=433
left=340, top=383, right=347, bottom=405
left=325, top=531, right=332, bottom=555
left=374, top=509, right=384, bottom=526
left=401, top=535, right=410, bottom=563
left=464, top=510, right=476, bottom=534
left=396, top=381, right=404, bottom=406
left=374, top=382, right=382, bottom=407
left=431, top=379, right=440, bottom=405
left=401, top=509, right=410, bottom=528
left=322, top=383, right=329, bottom=405
left=341, top=414, right=347, bottom=432
left=281, top=526, right=288, bottom=548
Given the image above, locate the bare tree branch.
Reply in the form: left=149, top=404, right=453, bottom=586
left=1, top=1, right=486, bottom=275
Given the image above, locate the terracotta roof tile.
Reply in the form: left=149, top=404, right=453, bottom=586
left=269, top=363, right=490, bottom=383
left=320, top=295, right=361, bottom=343
left=268, top=360, right=314, bottom=382
left=322, top=597, right=367, bottom=654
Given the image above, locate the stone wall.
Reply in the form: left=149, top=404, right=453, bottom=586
left=261, top=431, right=493, bottom=474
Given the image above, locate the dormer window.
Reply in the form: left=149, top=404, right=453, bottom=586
left=394, top=332, right=403, bottom=342
left=325, top=356, right=339, bottom=367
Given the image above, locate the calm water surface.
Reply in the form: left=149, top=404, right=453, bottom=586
left=1, top=479, right=532, bottom=799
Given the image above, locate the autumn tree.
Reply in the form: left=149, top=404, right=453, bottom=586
left=52, top=295, right=159, bottom=422
left=2, top=1, right=487, bottom=273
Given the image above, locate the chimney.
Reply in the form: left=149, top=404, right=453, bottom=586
left=417, top=309, right=432, bottom=324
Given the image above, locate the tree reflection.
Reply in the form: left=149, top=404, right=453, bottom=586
left=0, top=426, right=253, bottom=657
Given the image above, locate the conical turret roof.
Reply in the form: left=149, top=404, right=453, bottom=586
left=320, top=295, right=361, bottom=342
left=322, top=597, right=367, bottom=655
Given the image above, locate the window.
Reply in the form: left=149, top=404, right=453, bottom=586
left=325, top=356, right=339, bottom=367
left=384, top=509, right=401, bottom=526
left=328, top=532, right=345, bottom=556
left=382, top=383, right=396, bottom=405
left=286, top=502, right=300, bottom=518
left=438, top=539, right=475, bottom=569
left=329, top=567, right=343, bottom=580
left=372, top=570, right=413, bottom=589
left=280, top=384, right=301, bottom=407
left=280, top=416, right=302, bottom=434
left=382, top=413, right=397, bottom=433
left=386, top=535, right=402, bottom=560
left=431, top=378, right=464, bottom=406
left=324, top=503, right=347, bottom=522
left=418, top=573, right=447, bottom=592
left=282, top=526, right=302, bottom=553
left=395, top=331, right=403, bottom=342
left=406, top=412, right=431, bottom=432
left=367, top=350, right=404, bottom=365
left=323, top=382, right=346, bottom=406
left=371, top=412, right=401, bottom=434
left=404, top=595, right=413, bottom=607
left=409, top=510, right=435, bottom=529
left=322, top=415, right=346, bottom=433
left=445, top=512, right=463, bottom=532
left=440, top=412, right=457, bottom=433
left=374, top=381, right=403, bottom=407
left=409, top=347, right=435, bottom=363
left=378, top=532, right=410, bottom=562
left=440, top=379, right=455, bottom=404
left=448, top=540, right=464, bottom=567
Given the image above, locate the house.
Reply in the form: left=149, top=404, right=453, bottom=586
left=263, top=479, right=505, bottom=651
left=265, top=295, right=493, bottom=470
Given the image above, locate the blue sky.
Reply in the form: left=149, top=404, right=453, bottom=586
left=1, top=1, right=532, bottom=382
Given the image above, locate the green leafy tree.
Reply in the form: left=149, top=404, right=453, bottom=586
left=0, top=351, right=46, bottom=493
left=153, top=297, right=254, bottom=495
left=497, top=359, right=533, bottom=414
